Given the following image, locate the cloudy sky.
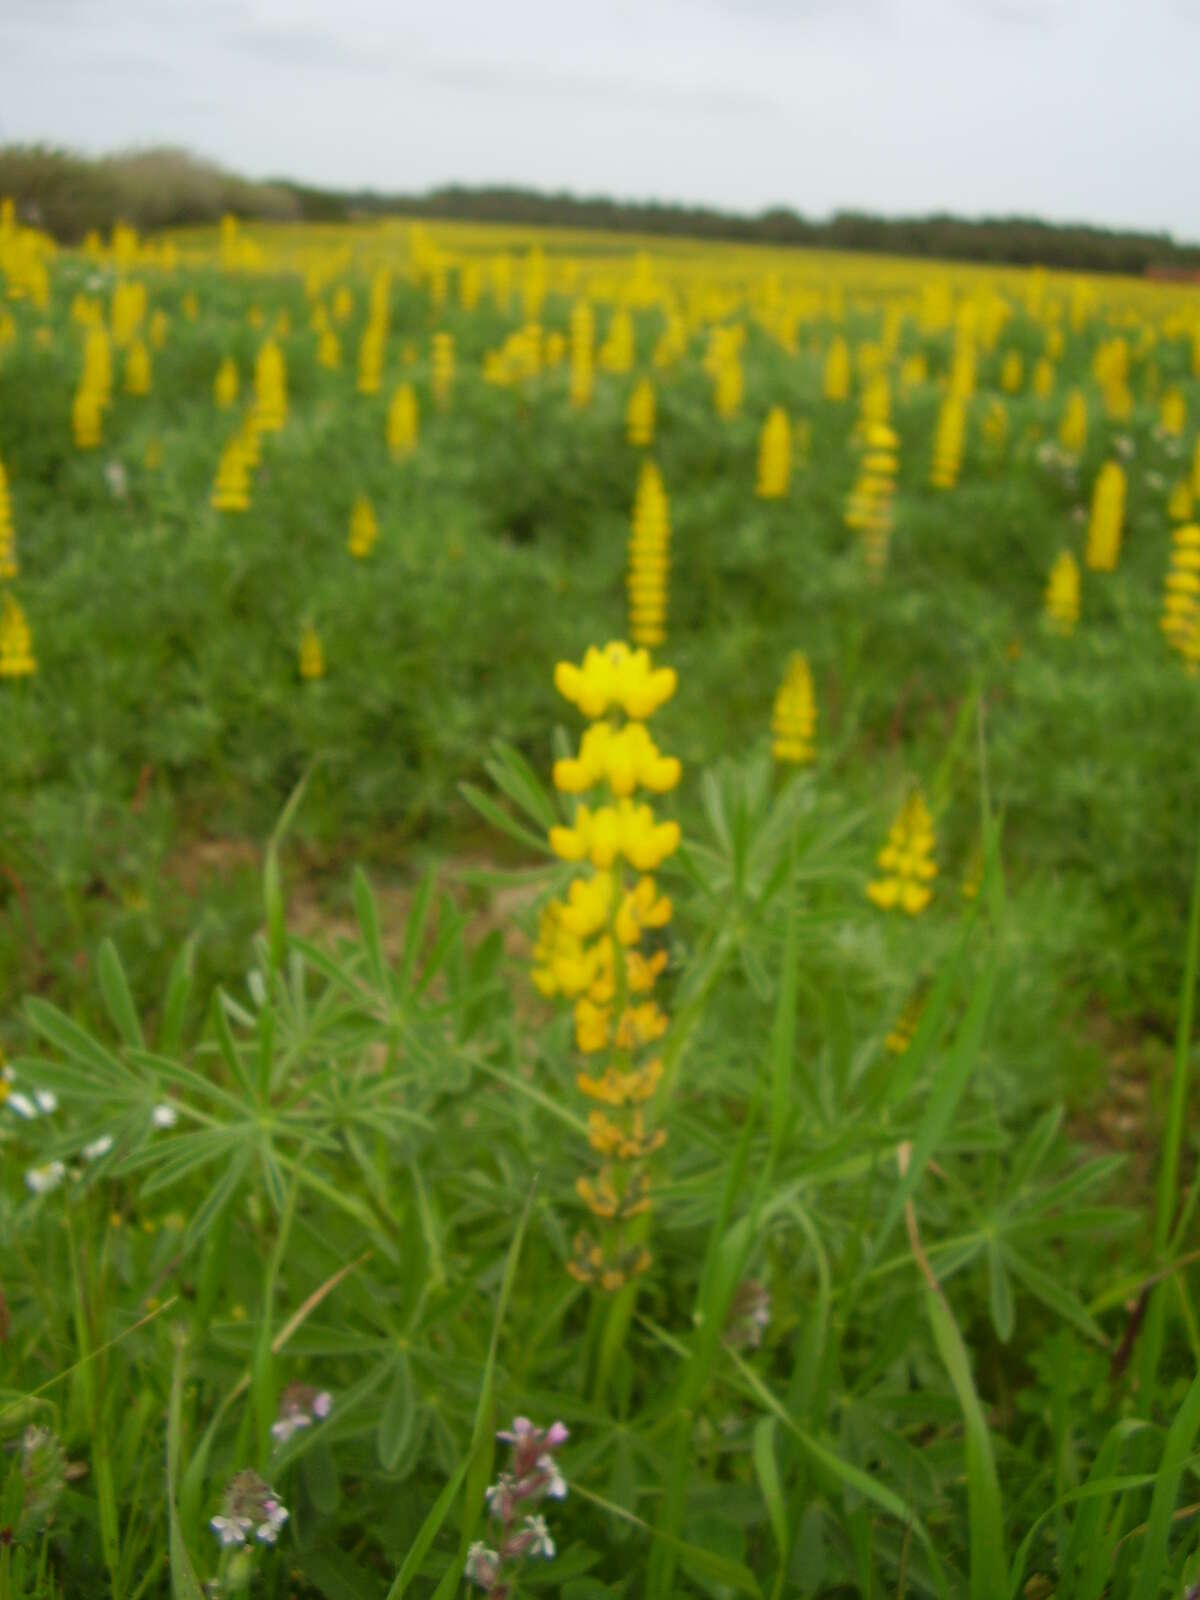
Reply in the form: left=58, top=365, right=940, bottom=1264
left=2, top=0, right=1196, bottom=237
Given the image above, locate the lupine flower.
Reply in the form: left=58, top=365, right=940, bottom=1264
left=845, top=422, right=898, bottom=575
left=1085, top=461, right=1126, bottom=572
left=299, top=621, right=326, bottom=681
left=867, top=792, right=938, bottom=915
left=214, top=356, right=239, bottom=409
left=930, top=394, right=966, bottom=489
left=347, top=495, right=379, bottom=559
left=755, top=406, right=791, bottom=499
left=598, top=308, right=635, bottom=374
left=0, top=457, right=18, bottom=580
left=626, top=376, right=655, bottom=447
left=468, top=1421, right=568, bottom=1593
left=1168, top=481, right=1193, bottom=523
left=0, top=592, right=36, bottom=678
left=1058, top=389, right=1087, bottom=457
left=999, top=350, right=1023, bottom=392
left=123, top=338, right=151, bottom=396
left=1044, top=551, right=1080, bottom=635
left=253, top=339, right=287, bottom=432
left=770, top=652, right=816, bottom=765
left=885, top=993, right=925, bottom=1055
left=1160, top=386, right=1186, bottom=437
left=1161, top=522, right=1200, bottom=673
left=627, top=461, right=671, bottom=647
left=211, top=437, right=251, bottom=513
left=431, top=330, right=455, bottom=410
left=544, top=645, right=679, bottom=1290
left=387, top=382, right=418, bottom=459
left=822, top=335, right=850, bottom=402
left=569, top=300, right=594, bottom=410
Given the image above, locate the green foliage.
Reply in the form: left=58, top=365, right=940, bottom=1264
left=2, top=232, right=1200, bottom=1598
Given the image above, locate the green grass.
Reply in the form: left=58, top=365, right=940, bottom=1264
left=1, top=231, right=1199, bottom=1597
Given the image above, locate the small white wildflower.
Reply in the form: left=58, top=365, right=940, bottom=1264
left=82, top=1135, right=115, bottom=1161
left=538, top=1454, right=568, bottom=1499
left=255, top=1499, right=288, bottom=1544
left=151, top=1104, right=178, bottom=1129
left=269, top=1412, right=311, bottom=1445
left=524, top=1514, right=555, bottom=1559
left=464, top=1543, right=500, bottom=1589
left=26, top=1161, right=66, bottom=1195
left=312, top=1390, right=332, bottom=1418
left=104, top=461, right=128, bottom=500
left=34, top=1089, right=58, bottom=1114
left=210, top=1514, right=250, bottom=1547
left=8, top=1092, right=37, bottom=1119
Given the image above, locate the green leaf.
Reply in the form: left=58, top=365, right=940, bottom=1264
left=988, top=1242, right=1014, bottom=1344
left=159, top=937, right=196, bottom=1056
left=876, top=951, right=996, bottom=1256
left=377, top=1354, right=415, bottom=1472
left=458, top=781, right=550, bottom=854
left=384, top=1182, right=536, bottom=1599
left=167, top=1338, right=206, bottom=1600
left=96, top=938, right=144, bottom=1048
left=753, top=1417, right=789, bottom=1600
left=353, top=867, right=388, bottom=989
left=926, top=1286, right=1006, bottom=1600
left=1131, top=1371, right=1200, bottom=1600
left=483, top=739, right=558, bottom=831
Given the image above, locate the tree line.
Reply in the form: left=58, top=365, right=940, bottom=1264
left=3, top=144, right=1198, bottom=278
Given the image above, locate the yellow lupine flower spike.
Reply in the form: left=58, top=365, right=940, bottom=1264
left=867, top=791, right=938, bottom=915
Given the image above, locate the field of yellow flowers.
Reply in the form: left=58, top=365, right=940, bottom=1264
left=2, top=205, right=1200, bottom=1598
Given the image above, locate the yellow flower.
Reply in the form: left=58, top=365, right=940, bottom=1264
left=770, top=652, right=816, bottom=764
left=755, top=406, right=791, bottom=499
left=298, top=621, right=325, bottom=681
left=553, top=720, right=681, bottom=797
left=554, top=641, right=676, bottom=721
left=867, top=792, right=937, bottom=916
left=347, top=495, right=379, bottom=559
left=1044, top=552, right=1080, bottom=635
left=0, top=592, right=36, bottom=677
left=549, top=800, right=681, bottom=873
left=626, top=377, right=655, bottom=447
left=615, top=876, right=672, bottom=946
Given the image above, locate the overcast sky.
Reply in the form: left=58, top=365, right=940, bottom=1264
left=1, top=0, right=1196, bottom=237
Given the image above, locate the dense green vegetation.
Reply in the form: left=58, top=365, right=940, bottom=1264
left=1, top=228, right=1199, bottom=1598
